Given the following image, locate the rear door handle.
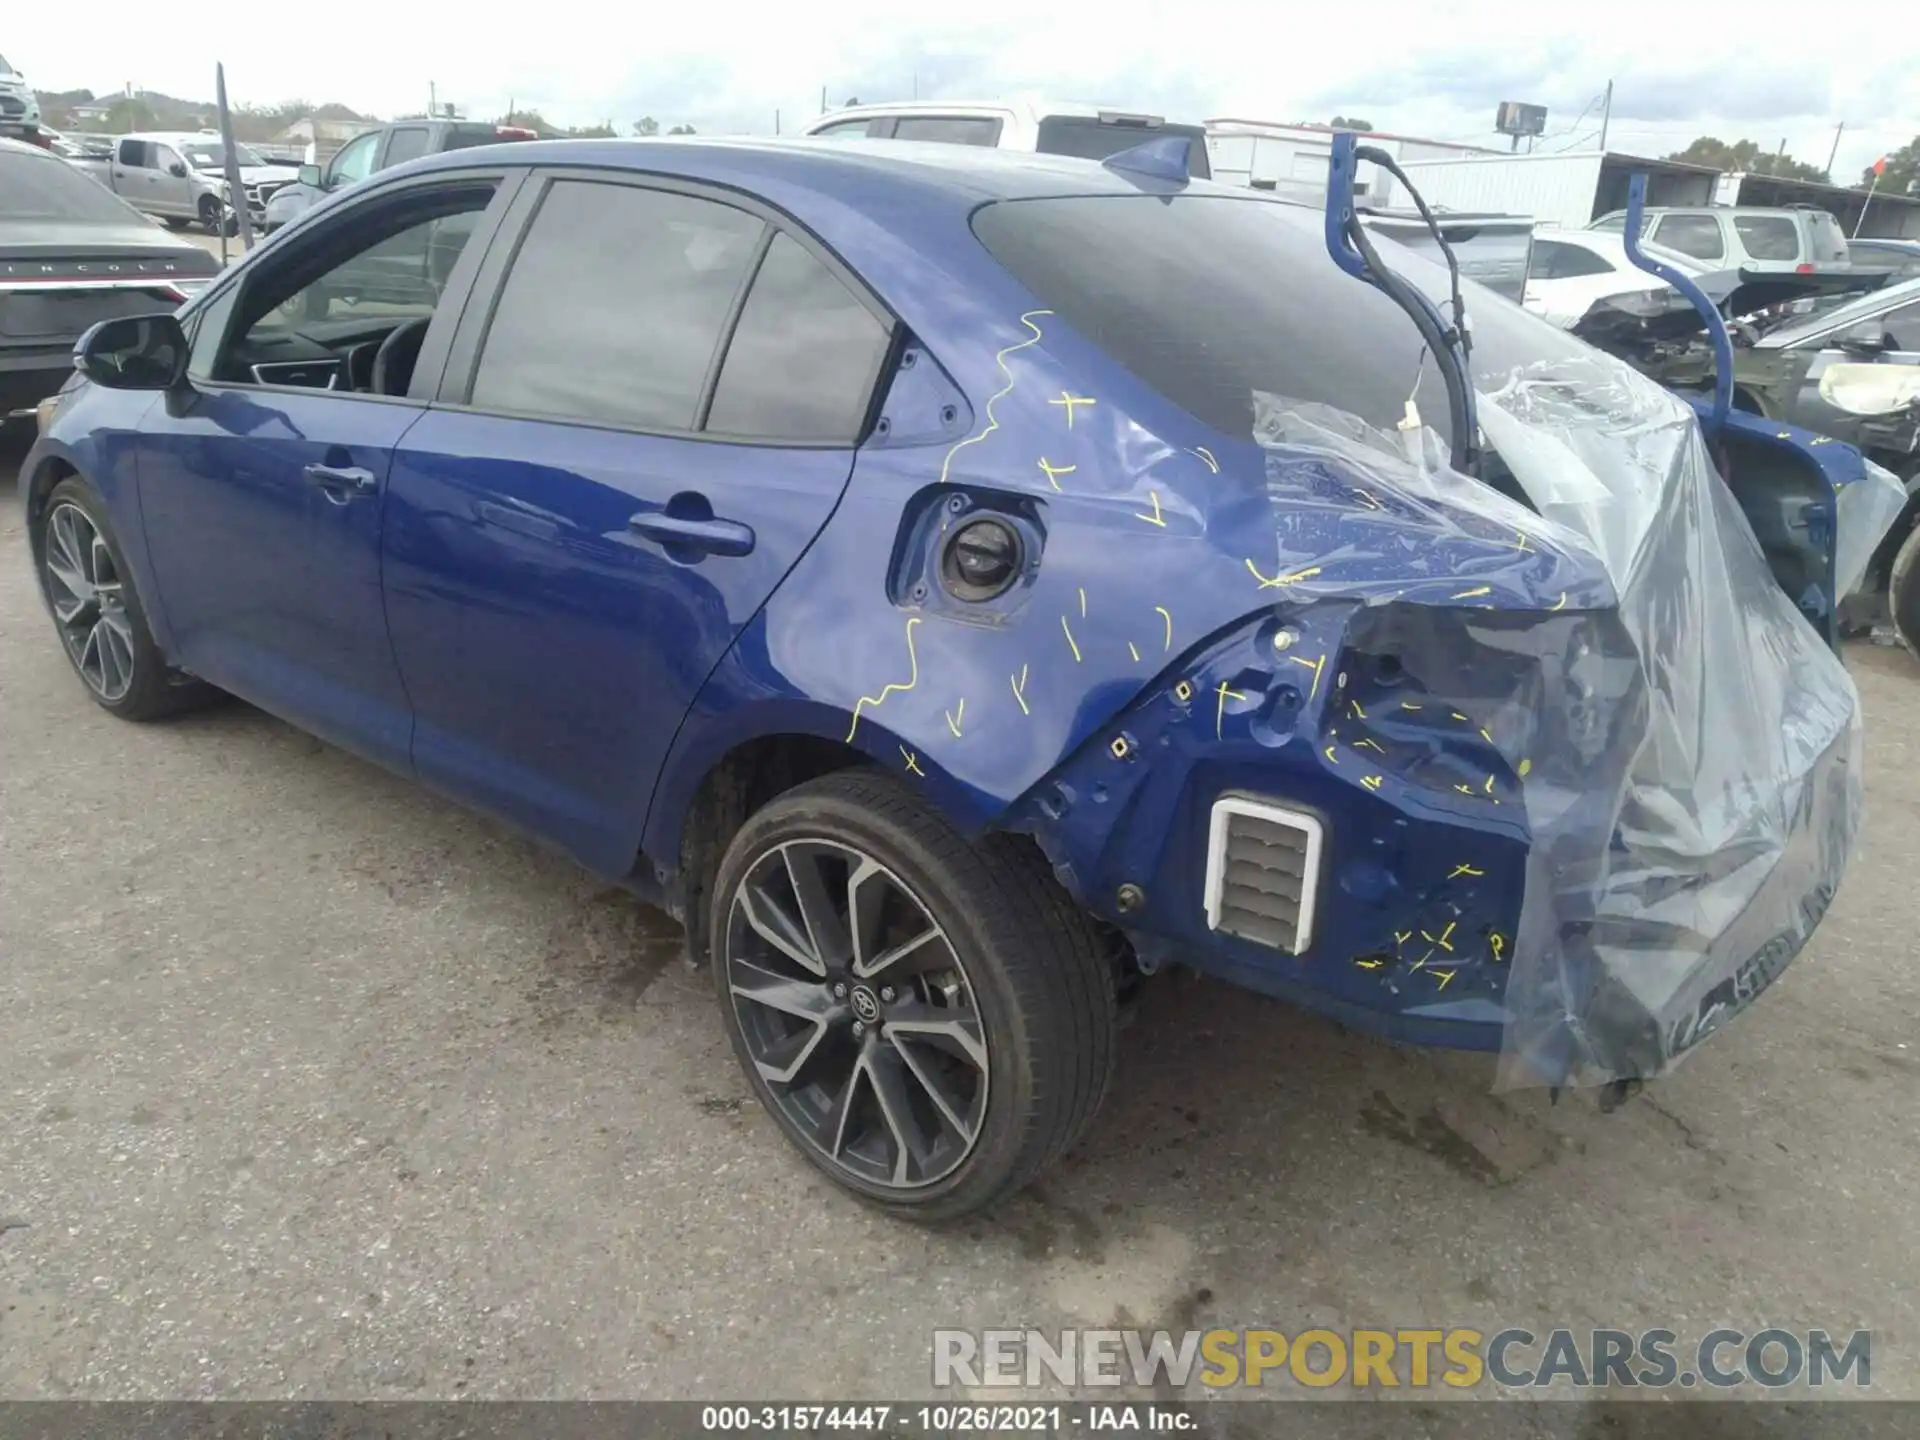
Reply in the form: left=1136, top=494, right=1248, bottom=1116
left=628, top=512, right=756, bottom=557
left=303, top=463, right=378, bottom=497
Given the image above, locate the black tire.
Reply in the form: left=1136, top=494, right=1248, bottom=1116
left=710, top=769, right=1117, bottom=1221
left=1891, top=521, right=1920, bottom=661
left=34, top=477, right=217, bottom=721
left=162, top=216, right=190, bottom=231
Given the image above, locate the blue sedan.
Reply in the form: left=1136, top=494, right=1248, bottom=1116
left=18, top=137, right=1881, bottom=1217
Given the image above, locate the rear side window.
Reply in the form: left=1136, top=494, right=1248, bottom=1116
left=890, top=116, right=1002, bottom=146
left=706, top=234, right=891, bottom=442
left=1034, top=116, right=1212, bottom=180
left=470, top=180, right=762, bottom=431
left=1734, top=215, right=1799, bottom=261
left=116, top=139, right=151, bottom=167
left=382, top=127, right=431, bottom=167
left=1544, top=241, right=1614, bottom=278
left=1653, top=213, right=1725, bottom=261
left=811, top=120, right=877, bottom=140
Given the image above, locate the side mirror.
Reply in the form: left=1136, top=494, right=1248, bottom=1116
left=1839, top=321, right=1893, bottom=356
left=168, top=161, right=187, bottom=177
left=297, top=163, right=323, bottom=188
left=75, top=314, right=189, bottom=391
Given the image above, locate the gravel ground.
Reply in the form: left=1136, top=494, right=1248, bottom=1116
left=4, top=429, right=1920, bottom=1403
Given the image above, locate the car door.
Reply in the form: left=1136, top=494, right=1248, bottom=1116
left=147, top=143, right=194, bottom=217
left=324, top=130, right=380, bottom=194
left=132, top=169, right=519, bottom=771
left=111, top=139, right=164, bottom=212
left=382, top=172, right=894, bottom=874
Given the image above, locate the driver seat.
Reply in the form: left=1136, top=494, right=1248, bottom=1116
left=372, top=318, right=432, bottom=398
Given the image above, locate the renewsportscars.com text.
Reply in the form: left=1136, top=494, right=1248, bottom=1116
left=933, top=1327, right=1871, bottom=1391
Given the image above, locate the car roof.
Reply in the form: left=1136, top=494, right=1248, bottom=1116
left=393, top=133, right=1249, bottom=205
left=810, top=98, right=1124, bottom=126
left=1758, top=273, right=1920, bottom=348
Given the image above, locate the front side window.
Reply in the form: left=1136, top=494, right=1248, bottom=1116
left=1528, top=238, right=1567, bottom=279
left=890, top=116, right=1002, bottom=146
left=116, top=139, right=151, bottom=168
left=706, top=233, right=891, bottom=442
left=208, top=182, right=496, bottom=392
left=1653, top=214, right=1725, bottom=262
left=328, top=133, right=378, bottom=188
left=469, top=180, right=763, bottom=431
left=1733, top=215, right=1799, bottom=261
left=383, top=128, right=431, bottom=167
left=153, top=145, right=185, bottom=175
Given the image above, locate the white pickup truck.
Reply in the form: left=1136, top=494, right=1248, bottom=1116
left=67, top=132, right=297, bottom=233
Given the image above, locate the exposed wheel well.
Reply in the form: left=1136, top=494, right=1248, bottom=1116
left=1731, top=386, right=1767, bottom=417
left=669, top=734, right=869, bottom=966
left=23, top=457, right=77, bottom=563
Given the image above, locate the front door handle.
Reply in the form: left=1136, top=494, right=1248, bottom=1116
left=628, top=511, right=756, bottom=557
left=303, top=463, right=378, bottom=497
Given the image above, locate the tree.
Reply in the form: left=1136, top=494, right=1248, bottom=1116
left=104, top=97, right=157, bottom=133
left=501, top=108, right=555, bottom=137
left=1666, top=136, right=1828, bottom=183
left=667, top=124, right=696, bottom=136
left=634, top=116, right=659, bottom=137
left=1865, top=136, right=1920, bottom=196
left=1330, top=115, right=1374, bottom=132
left=566, top=122, right=618, bottom=138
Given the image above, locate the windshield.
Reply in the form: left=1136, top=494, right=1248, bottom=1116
left=0, top=55, right=13, bottom=75
left=1762, top=275, right=1920, bottom=347
left=0, top=149, right=147, bottom=224
left=972, top=191, right=1599, bottom=446
left=180, top=141, right=266, bottom=169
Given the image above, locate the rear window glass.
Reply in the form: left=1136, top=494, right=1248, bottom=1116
left=972, top=193, right=1587, bottom=443
left=1733, top=215, right=1799, bottom=261
left=1807, top=211, right=1850, bottom=263
left=1652, top=214, right=1724, bottom=261
left=890, top=117, right=1001, bottom=146
left=1033, top=116, right=1212, bottom=180
left=383, top=127, right=431, bottom=166
left=0, top=149, right=145, bottom=224
left=440, top=127, right=509, bottom=153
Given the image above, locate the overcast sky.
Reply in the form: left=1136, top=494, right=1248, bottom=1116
left=9, top=3, right=1916, bottom=183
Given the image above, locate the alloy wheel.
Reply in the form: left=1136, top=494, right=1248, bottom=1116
left=723, top=839, right=990, bottom=1191
left=42, top=502, right=137, bottom=704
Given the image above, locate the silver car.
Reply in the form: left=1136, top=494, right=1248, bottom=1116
left=1588, top=204, right=1852, bottom=276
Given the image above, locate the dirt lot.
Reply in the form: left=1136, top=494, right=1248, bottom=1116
left=4, top=427, right=1920, bottom=1402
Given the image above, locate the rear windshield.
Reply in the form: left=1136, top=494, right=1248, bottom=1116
left=440, top=127, right=512, bottom=153
left=0, top=149, right=145, bottom=224
left=1806, top=210, right=1850, bottom=263
left=972, top=192, right=1586, bottom=443
left=1034, top=116, right=1211, bottom=180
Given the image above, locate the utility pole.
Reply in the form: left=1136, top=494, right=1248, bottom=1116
left=774, top=109, right=780, bottom=135
left=429, top=80, right=437, bottom=120
left=913, top=72, right=919, bottom=100
left=1598, top=79, right=1613, bottom=151
left=1826, top=121, right=1845, bottom=179
left=820, top=86, right=826, bottom=116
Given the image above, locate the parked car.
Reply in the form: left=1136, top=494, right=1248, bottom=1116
left=20, top=139, right=1888, bottom=1217
left=1848, top=238, right=1920, bottom=282
left=0, top=52, right=41, bottom=141
left=67, top=133, right=248, bottom=232
left=1589, top=204, right=1852, bottom=275
left=261, top=119, right=539, bottom=230
left=0, top=138, right=217, bottom=428
left=803, top=99, right=1212, bottom=179
left=1522, top=228, right=1703, bottom=328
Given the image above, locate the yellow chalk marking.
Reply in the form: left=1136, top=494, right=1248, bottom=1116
left=1349, top=699, right=1366, bottom=719
left=1010, top=664, right=1031, bottom=716
left=1393, top=930, right=1413, bottom=948
left=1454, top=783, right=1477, bottom=797
left=1401, top=701, right=1423, bottom=712
left=1037, top=457, right=1077, bottom=491
left=1479, top=727, right=1494, bottom=744
left=1439, top=921, right=1456, bottom=950
left=1451, top=585, right=1492, bottom=600
left=1411, top=950, right=1432, bottom=971
left=1128, top=641, right=1142, bottom=663
left=1191, top=445, right=1220, bottom=474
left=1355, top=737, right=1385, bottom=754
left=1518, top=758, right=1532, bottom=777
left=1451, top=711, right=1469, bottom=722
left=1484, top=774, right=1495, bottom=794
left=1216, top=682, right=1246, bottom=742
left=1322, top=744, right=1340, bottom=766
left=1448, top=864, right=1485, bottom=879
left=1078, top=586, right=1088, bottom=618
left=1134, top=490, right=1167, bottom=527
left=1289, top=653, right=1327, bottom=702
left=1049, top=392, right=1098, bottom=427
left=1551, top=592, right=1568, bottom=612
left=944, top=699, right=966, bottom=739
left=1156, top=606, right=1173, bottom=652
left=937, top=310, right=1053, bottom=486
left=1361, top=774, right=1383, bottom=791
left=1513, top=531, right=1533, bottom=553
left=1432, top=968, right=1457, bottom=991
left=900, top=747, right=924, bottom=777
left=1353, top=488, right=1383, bottom=511
left=1490, top=933, right=1506, bottom=963
left=845, top=617, right=922, bottom=743
left=1060, top=614, right=1083, bottom=663
left=1355, top=956, right=1385, bottom=970
left=1247, top=558, right=1324, bottom=589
